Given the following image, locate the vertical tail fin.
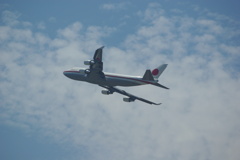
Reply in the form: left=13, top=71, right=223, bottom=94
left=151, top=64, right=168, bottom=80
left=142, top=70, right=155, bottom=81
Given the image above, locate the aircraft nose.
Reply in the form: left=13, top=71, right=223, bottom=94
left=63, top=71, right=68, bottom=77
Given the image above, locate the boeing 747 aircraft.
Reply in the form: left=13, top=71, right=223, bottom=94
left=63, top=46, right=168, bottom=105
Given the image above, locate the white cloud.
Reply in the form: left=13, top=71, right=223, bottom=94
left=143, top=3, right=165, bottom=21
left=196, top=19, right=223, bottom=34
left=37, top=21, right=46, bottom=30
left=48, top=16, right=56, bottom=23
left=0, top=5, right=240, bottom=160
left=0, top=26, right=11, bottom=41
left=101, top=2, right=129, bottom=10
left=101, top=3, right=115, bottom=10
left=57, top=22, right=82, bottom=40
left=1, top=10, right=21, bottom=26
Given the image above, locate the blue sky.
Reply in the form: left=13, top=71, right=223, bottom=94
left=0, top=0, right=240, bottom=160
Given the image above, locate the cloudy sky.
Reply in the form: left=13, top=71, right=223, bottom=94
left=0, top=0, right=240, bottom=160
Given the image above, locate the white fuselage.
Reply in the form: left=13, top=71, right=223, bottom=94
left=63, top=68, right=154, bottom=87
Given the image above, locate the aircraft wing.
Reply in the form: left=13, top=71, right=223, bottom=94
left=100, top=85, right=161, bottom=105
left=86, top=46, right=105, bottom=80
left=90, top=46, right=104, bottom=72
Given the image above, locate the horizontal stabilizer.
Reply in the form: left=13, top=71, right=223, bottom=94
left=142, top=69, right=154, bottom=81
left=152, top=83, right=169, bottom=89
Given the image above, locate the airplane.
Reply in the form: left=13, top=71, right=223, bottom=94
left=63, top=46, right=169, bottom=105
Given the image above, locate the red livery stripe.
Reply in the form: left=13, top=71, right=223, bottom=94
left=105, top=74, right=155, bottom=85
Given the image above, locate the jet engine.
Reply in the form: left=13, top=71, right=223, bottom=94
left=101, top=90, right=113, bottom=95
left=84, top=60, right=95, bottom=65
left=123, top=97, right=135, bottom=102
left=85, top=69, right=90, bottom=74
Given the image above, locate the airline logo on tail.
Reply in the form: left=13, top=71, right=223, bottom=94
left=151, top=64, right=168, bottom=80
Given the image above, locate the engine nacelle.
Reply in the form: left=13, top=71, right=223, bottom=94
left=84, top=60, right=94, bottom=65
left=123, top=97, right=135, bottom=102
left=85, top=69, right=90, bottom=74
left=101, top=90, right=113, bottom=95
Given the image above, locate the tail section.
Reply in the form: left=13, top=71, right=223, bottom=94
left=142, top=69, right=154, bottom=81
left=142, top=64, right=169, bottom=89
left=151, top=64, right=168, bottom=80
